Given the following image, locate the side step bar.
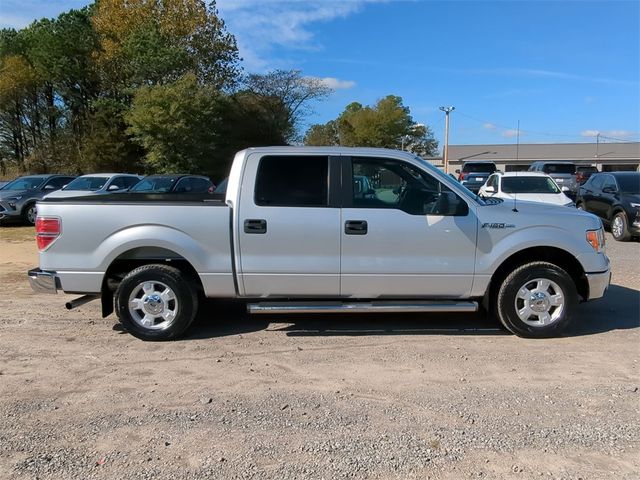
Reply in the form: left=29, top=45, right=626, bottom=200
left=248, top=300, right=478, bottom=315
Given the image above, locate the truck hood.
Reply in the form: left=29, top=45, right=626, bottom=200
left=499, top=192, right=572, bottom=206
left=480, top=197, right=601, bottom=230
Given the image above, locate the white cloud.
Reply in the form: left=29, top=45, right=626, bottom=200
left=217, top=0, right=384, bottom=71
left=502, top=129, right=523, bottom=138
left=581, top=130, right=637, bottom=139
left=483, top=123, right=497, bottom=130
left=307, top=76, right=356, bottom=90
left=580, top=130, right=600, bottom=138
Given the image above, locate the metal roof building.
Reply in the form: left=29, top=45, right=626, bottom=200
left=438, top=142, right=640, bottom=173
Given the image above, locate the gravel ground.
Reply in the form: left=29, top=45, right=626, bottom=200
left=0, top=227, right=638, bottom=480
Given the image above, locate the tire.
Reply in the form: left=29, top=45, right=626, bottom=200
left=22, top=203, right=37, bottom=225
left=495, top=261, right=577, bottom=338
left=611, top=211, right=631, bottom=242
left=115, top=264, right=198, bottom=341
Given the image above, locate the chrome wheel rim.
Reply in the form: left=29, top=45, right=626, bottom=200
left=27, top=206, right=37, bottom=224
left=128, top=281, right=178, bottom=330
left=515, top=278, right=565, bottom=327
left=612, top=216, right=623, bottom=238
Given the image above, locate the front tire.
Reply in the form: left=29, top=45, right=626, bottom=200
left=115, top=264, right=198, bottom=341
left=22, top=203, right=37, bottom=225
left=611, top=212, right=630, bottom=241
left=495, top=262, right=577, bottom=338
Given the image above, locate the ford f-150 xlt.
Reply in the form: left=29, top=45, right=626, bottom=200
left=28, top=147, right=611, bottom=340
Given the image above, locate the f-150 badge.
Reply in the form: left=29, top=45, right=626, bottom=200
left=482, top=222, right=516, bottom=229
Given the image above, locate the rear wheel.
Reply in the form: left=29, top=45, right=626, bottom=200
left=495, top=261, right=577, bottom=338
left=611, top=212, right=630, bottom=241
left=115, top=264, right=198, bottom=341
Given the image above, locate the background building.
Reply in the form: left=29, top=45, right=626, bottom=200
left=431, top=142, right=640, bottom=174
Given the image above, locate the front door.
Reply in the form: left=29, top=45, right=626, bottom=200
left=237, top=154, right=341, bottom=297
left=340, top=156, right=478, bottom=298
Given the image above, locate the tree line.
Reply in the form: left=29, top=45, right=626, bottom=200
left=0, top=0, right=437, bottom=181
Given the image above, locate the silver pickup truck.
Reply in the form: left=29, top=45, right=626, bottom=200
left=29, top=147, right=611, bottom=340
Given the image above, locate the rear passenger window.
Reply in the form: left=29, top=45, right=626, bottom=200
left=255, top=156, right=328, bottom=207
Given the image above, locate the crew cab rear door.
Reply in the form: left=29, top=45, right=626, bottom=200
left=340, top=155, right=478, bottom=297
left=237, top=153, right=341, bottom=296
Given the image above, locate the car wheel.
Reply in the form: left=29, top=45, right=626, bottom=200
left=115, top=264, right=198, bottom=341
left=22, top=203, right=37, bottom=225
left=611, top=212, right=630, bottom=241
left=495, top=261, right=577, bottom=338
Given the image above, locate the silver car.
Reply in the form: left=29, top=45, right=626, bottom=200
left=0, top=174, right=76, bottom=225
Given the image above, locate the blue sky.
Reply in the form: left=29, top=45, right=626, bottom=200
left=2, top=0, right=639, bottom=147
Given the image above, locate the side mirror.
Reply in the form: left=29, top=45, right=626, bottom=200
left=43, top=184, right=57, bottom=191
left=561, top=186, right=570, bottom=193
left=484, top=186, right=495, bottom=194
left=602, top=186, right=616, bottom=194
left=107, top=184, right=121, bottom=191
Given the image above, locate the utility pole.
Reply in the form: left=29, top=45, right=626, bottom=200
left=439, top=106, right=455, bottom=172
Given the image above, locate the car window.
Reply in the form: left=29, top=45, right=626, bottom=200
left=502, top=176, right=560, bottom=194
left=351, top=157, right=468, bottom=216
left=65, top=176, right=108, bottom=191
left=602, top=175, right=617, bottom=191
left=488, top=175, right=498, bottom=189
left=45, top=177, right=72, bottom=189
left=255, top=156, right=328, bottom=207
left=589, top=175, right=604, bottom=190
left=615, top=174, right=640, bottom=194
left=542, top=164, right=575, bottom=174
left=131, top=177, right=177, bottom=192
left=463, top=163, right=496, bottom=173
left=108, top=177, right=128, bottom=190
left=124, top=177, right=141, bottom=189
left=3, top=176, right=45, bottom=190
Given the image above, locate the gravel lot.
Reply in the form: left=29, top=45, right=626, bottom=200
left=0, top=226, right=638, bottom=480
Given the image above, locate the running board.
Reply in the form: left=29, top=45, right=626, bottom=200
left=247, top=300, right=478, bottom=315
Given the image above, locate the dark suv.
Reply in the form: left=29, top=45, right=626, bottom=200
left=0, top=174, right=76, bottom=225
left=576, top=172, right=640, bottom=241
left=456, top=161, right=497, bottom=193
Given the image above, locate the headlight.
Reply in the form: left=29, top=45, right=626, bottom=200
left=631, top=203, right=640, bottom=208
left=586, top=228, right=605, bottom=253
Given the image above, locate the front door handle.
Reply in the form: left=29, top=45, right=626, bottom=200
left=244, top=219, right=267, bottom=234
left=345, top=220, right=368, bottom=235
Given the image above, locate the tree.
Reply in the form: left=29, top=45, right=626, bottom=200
left=244, top=70, right=332, bottom=142
left=305, top=95, right=439, bottom=157
left=125, top=73, right=225, bottom=176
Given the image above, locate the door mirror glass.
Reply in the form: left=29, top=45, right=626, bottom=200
left=484, top=185, right=495, bottom=193
left=107, top=184, right=121, bottom=191
left=43, top=184, right=57, bottom=190
left=602, top=186, right=616, bottom=194
left=561, top=186, right=570, bottom=193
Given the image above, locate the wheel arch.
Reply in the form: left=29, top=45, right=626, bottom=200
left=485, top=246, right=589, bottom=308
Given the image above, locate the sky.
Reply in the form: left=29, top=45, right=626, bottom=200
left=2, top=0, right=639, bottom=148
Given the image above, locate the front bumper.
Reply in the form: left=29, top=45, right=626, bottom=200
left=585, top=269, right=611, bottom=301
left=28, top=268, right=59, bottom=294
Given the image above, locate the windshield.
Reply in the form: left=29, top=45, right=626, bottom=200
left=616, top=174, right=640, bottom=194
left=543, top=164, right=575, bottom=174
left=130, top=176, right=178, bottom=193
left=64, top=176, right=108, bottom=191
left=502, top=176, right=560, bottom=194
left=3, top=176, right=45, bottom=190
left=464, top=163, right=495, bottom=173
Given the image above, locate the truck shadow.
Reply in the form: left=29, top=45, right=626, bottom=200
left=185, top=284, right=639, bottom=340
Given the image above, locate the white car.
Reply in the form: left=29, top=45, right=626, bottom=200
left=479, top=172, right=574, bottom=207
left=44, top=174, right=142, bottom=199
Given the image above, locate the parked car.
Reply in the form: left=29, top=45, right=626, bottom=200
left=456, top=161, right=497, bottom=193
left=575, top=165, right=599, bottom=185
left=528, top=162, right=578, bottom=195
left=478, top=172, right=574, bottom=207
left=44, top=173, right=142, bottom=199
left=0, top=174, right=75, bottom=225
left=129, top=174, right=214, bottom=194
left=30, top=147, right=610, bottom=341
left=576, top=172, right=640, bottom=241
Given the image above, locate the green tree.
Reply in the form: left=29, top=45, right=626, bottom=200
left=305, top=95, right=438, bottom=157
left=125, top=73, right=225, bottom=176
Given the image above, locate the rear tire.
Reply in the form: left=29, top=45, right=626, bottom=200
left=611, top=212, right=630, bottom=241
left=495, top=261, right=577, bottom=338
left=22, top=203, right=37, bottom=225
left=115, top=264, right=198, bottom=341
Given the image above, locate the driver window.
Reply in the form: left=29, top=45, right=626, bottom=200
left=351, top=158, right=468, bottom=216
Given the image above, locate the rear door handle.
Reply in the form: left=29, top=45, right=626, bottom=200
left=345, top=220, right=368, bottom=235
left=244, top=219, right=267, bottom=234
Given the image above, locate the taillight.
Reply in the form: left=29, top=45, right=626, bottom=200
left=458, top=172, right=467, bottom=181
left=35, top=217, right=61, bottom=251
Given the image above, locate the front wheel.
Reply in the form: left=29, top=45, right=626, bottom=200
left=495, top=262, right=577, bottom=338
left=115, top=264, right=198, bottom=341
left=611, top=212, right=631, bottom=241
left=22, top=203, right=37, bottom=225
